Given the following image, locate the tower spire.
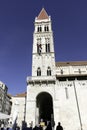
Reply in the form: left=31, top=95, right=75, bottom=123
left=37, top=8, right=49, bottom=20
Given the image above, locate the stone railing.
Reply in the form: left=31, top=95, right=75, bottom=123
left=26, top=75, right=56, bottom=84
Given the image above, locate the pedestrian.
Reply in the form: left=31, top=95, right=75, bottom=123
left=45, top=121, right=52, bottom=130
left=29, top=123, right=32, bottom=130
left=1, top=123, right=4, bottom=130
left=33, top=125, right=38, bottom=130
left=56, top=122, right=63, bottom=130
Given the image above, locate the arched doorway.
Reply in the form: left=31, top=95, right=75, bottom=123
left=36, top=92, right=54, bottom=125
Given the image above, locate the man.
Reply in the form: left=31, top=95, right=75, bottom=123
left=56, top=122, right=63, bottom=130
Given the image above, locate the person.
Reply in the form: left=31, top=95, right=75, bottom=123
left=51, top=120, right=55, bottom=130
left=33, top=125, right=39, bottom=130
left=39, top=124, right=43, bottom=130
left=45, top=121, right=52, bottom=130
left=56, top=122, right=63, bottom=130
left=40, top=119, right=45, bottom=128
left=29, top=123, right=32, bottom=130
left=1, top=123, right=4, bottom=130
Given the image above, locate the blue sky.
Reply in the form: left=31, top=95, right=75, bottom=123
left=0, top=0, right=87, bottom=95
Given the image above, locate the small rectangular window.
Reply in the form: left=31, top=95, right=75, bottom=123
left=48, top=44, right=50, bottom=52
left=65, top=87, right=69, bottom=99
left=46, top=44, right=47, bottom=52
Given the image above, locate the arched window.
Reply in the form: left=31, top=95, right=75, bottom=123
left=37, top=38, right=42, bottom=55
left=47, top=26, right=49, bottom=31
left=44, top=26, right=46, bottom=32
left=47, top=67, right=51, bottom=76
left=37, top=67, right=41, bottom=76
left=44, top=25, right=49, bottom=32
left=48, top=43, right=50, bottom=52
left=46, top=43, right=50, bottom=53
left=46, top=44, right=47, bottom=52
left=40, top=26, right=42, bottom=32
left=37, top=26, right=42, bottom=32
left=37, top=27, right=39, bottom=32
left=45, top=38, right=50, bottom=53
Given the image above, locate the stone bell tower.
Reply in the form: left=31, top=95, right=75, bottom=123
left=32, top=8, right=55, bottom=77
left=26, top=8, right=56, bottom=127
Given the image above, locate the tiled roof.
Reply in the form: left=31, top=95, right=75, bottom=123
left=37, top=8, right=49, bottom=20
left=14, top=92, right=26, bottom=97
left=56, top=61, right=87, bottom=67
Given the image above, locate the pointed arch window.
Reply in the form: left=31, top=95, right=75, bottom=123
left=37, top=26, right=42, bottom=32
left=37, top=38, right=42, bottom=55
left=37, top=27, right=39, bottom=32
left=37, top=67, right=41, bottom=76
left=45, top=38, right=50, bottom=53
left=47, top=26, right=49, bottom=31
left=40, top=26, right=42, bottom=32
left=44, top=25, right=49, bottom=32
left=47, top=66, right=51, bottom=76
left=44, top=26, right=46, bottom=32
left=48, top=43, right=50, bottom=52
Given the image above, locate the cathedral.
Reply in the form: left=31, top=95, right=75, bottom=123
left=11, top=8, right=87, bottom=130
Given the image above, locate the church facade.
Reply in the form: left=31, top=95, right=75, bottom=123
left=10, top=8, right=87, bottom=130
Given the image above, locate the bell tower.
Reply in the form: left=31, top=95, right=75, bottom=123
left=26, top=8, right=56, bottom=127
left=32, top=8, right=55, bottom=77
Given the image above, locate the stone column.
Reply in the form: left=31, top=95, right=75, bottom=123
left=53, top=100, right=60, bottom=128
left=26, top=101, right=36, bottom=127
left=35, top=107, right=39, bottom=125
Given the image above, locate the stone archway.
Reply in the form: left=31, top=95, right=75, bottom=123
left=36, top=92, right=54, bottom=125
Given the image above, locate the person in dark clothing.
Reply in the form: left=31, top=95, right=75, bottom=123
left=39, top=125, right=43, bottom=130
left=46, top=121, right=52, bottom=130
left=33, top=125, right=39, bottom=130
left=56, top=122, right=63, bottom=130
